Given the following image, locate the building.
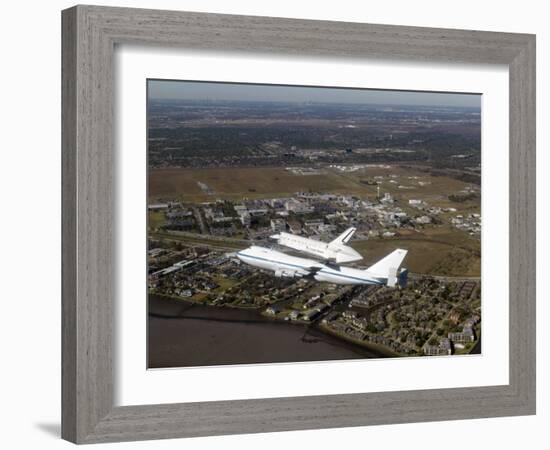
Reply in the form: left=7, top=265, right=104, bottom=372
left=423, top=338, right=452, bottom=356
left=148, top=203, right=169, bottom=210
left=322, top=311, right=340, bottom=324
left=302, top=309, right=321, bottom=321
left=305, top=219, right=324, bottom=228
left=448, top=327, right=476, bottom=343
left=288, top=310, right=300, bottom=321
left=248, top=208, right=269, bottom=217
left=284, top=199, right=314, bottom=214
left=166, top=210, right=193, bottom=219
left=237, top=210, right=251, bottom=226
left=268, top=198, right=289, bottom=209
left=415, top=215, right=432, bottom=224
left=212, top=216, right=234, bottom=224
left=380, top=192, right=393, bottom=203
left=265, top=306, right=280, bottom=315
left=270, top=218, right=286, bottom=232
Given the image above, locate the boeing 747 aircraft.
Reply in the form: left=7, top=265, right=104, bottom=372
left=236, top=245, right=408, bottom=287
left=270, top=227, right=362, bottom=264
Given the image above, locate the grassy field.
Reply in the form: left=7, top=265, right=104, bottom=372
left=148, top=211, right=167, bottom=230
left=351, top=226, right=480, bottom=277
left=149, top=167, right=354, bottom=202
left=149, top=165, right=480, bottom=214
left=333, top=165, right=480, bottom=212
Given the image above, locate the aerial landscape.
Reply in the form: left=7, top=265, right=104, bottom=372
left=147, top=80, right=482, bottom=368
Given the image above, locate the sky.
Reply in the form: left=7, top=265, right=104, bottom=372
left=148, top=79, right=481, bottom=108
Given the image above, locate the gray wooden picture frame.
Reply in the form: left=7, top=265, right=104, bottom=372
left=61, top=5, right=536, bottom=444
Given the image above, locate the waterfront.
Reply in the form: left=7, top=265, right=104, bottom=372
left=148, top=294, right=384, bottom=368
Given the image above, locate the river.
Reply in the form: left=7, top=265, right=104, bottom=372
left=148, top=294, right=384, bottom=368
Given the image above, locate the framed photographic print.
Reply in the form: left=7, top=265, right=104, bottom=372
left=62, top=5, right=536, bottom=444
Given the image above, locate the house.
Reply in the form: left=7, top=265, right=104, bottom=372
left=448, top=327, right=476, bottom=343
left=270, top=218, right=286, bottom=232
left=284, top=199, right=314, bottom=214
left=415, top=215, right=432, bottom=224
left=289, top=310, right=300, bottom=321
left=423, top=338, right=452, bottom=356
left=265, top=306, right=280, bottom=315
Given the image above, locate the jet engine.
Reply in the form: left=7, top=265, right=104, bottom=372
left=274, top=268, right=300, bottom=278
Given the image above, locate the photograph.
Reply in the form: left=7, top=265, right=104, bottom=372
left=2, top=0, right=542, bottom=446
left=146, top=80, right=482, bottom=368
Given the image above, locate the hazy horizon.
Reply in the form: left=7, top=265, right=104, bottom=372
left=148, top=79, right=481, bottom=109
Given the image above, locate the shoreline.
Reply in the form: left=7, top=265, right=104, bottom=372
left=317, top=323, right=401, bottom=358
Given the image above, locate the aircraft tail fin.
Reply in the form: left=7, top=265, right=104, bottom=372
left=366, top=249, right=408, bottom=286
left=329, top=227, right=356, bottom=246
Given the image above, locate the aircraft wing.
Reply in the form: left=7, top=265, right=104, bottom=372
left=305, top=266, right=322, bottom=274
left=274, top=265, right=320, bottom=279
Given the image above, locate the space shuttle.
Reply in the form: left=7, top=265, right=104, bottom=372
left=270, top=227, right=362, bottom=264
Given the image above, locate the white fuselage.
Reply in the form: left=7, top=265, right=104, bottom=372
left=237, top=246, right=384, bottom=285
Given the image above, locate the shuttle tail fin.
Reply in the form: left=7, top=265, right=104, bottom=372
left=329, top=227, right=356, bottom=246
